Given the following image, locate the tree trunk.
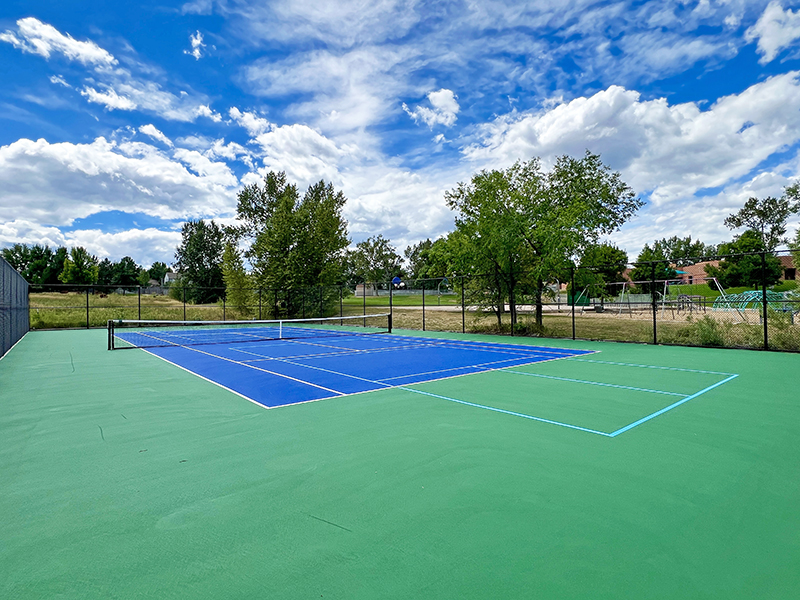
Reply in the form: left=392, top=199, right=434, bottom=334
left=535, top=278, right=544, bottom=327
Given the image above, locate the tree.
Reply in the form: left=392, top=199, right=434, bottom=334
left=174, top=220, right=225, bottom=304
left=222, top=242, right=254, bottom=317
left=404, top=239, right=434, bottom=280
left=724, top=191, right=800, bottom=251
left=629, top=244, right=678, bottom=292
left=113, top=256, right=141, bottom=286
left=58, top=247, right=99, bottom=285
left=446, top=152, right=642, bottom=327
left=1, top=244, right=66, bottom=284
left=348, top=235, right=403, bottom=285
left=648, top=236, right=716, bottom=267
left=575, top=243, right=628, bottom=298
left=236, top=172, right=350, bottom=293
left=97, top=258, right=115, bottom=285
left=705, top=230, right=783, bottom=289
left=791, top=227, right=800, bottom=272
left=137, top=269, right=152, bottom=286
left=148, top=262, right=169, bottom=284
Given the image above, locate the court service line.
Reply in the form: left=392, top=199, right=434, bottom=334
left=564, top=357, right=735, bottom=376
left=608, top=374, right=739, bottom=437
left=500, top=370, right=688, bottom=397
left=398, top=388, right=612, bottom=437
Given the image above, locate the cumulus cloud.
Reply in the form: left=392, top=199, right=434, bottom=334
left=746, top=1, right=800, bottom=63
left=138, top=124, right=173, bottom=147
left=184, top=30, right=205, bottom=60
left=195, top=104, right=223, bottom=122
left=465, top=72, right=800, bottom=203
left=0, top=17, right=117, bottom=66
left=229, top=107, right=271, bottom=136
left=0, top=137, right=239, bottom=227
left=403, top=89, right=460, bottom=128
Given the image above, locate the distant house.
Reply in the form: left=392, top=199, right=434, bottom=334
left=354, top=283, right=377, bottom=297
left=674, top=261, right=719, bottom=285
left=163, top=272, right=181, bottom=286
left=778, top=255, right=796, bottom=281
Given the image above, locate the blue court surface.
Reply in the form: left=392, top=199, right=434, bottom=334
left=126, top=330, right=596, bottom=408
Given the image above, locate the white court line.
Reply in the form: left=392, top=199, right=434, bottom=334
left=377, top=354, right=552, bottom=382
left=564, top=357, right=735, bottom=376
left=170, top=344, right=344, bottom=396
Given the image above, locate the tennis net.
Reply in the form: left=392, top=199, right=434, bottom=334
left=108, top=313, right=392, bottom=350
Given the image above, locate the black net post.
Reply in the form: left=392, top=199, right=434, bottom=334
left=570, top=266, right=576, bottom=340
left=761, top=252, right=769, bottom=350
left=651, top=263, right=657, bottom=345
left=461, top=275, right=466, bottom=334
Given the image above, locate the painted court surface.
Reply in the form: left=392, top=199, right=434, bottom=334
left=1, top=327, right=799, bottom=599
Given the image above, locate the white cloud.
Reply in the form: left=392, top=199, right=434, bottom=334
left=0, top=137, right=239, bottom=227
left=195, top=104, right=223, bottom=122
left=65, top=228, right=183, bottom=266
left=229, top=107, right=271, bottom=136
left=745, top=1, right=800, bottom=63
left=184, top=30, right=205, bottom=60
left=49, top=75, right=70, bottom=88
left=81, top=86, right=137, bottom=111
left=403, top=89, right=460, bottom=128
left=138, top=124, right=173, bottom=147
left=0, top=17, right=117, bottom=66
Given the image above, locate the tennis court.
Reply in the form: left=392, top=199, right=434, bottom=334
left=1, top=322, right=799, bottom=599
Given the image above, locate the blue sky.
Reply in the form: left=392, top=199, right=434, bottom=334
left=2, top=0, right=800, bottom=267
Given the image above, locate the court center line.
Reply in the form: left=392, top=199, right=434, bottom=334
left=500, top=370, right=688, bottom=397
left=398, top=387, right=612, bottom=437
left=608, top=374, right=739, bottom=437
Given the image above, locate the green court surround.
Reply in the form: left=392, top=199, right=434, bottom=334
left=1, top=328, right=798, bottom=599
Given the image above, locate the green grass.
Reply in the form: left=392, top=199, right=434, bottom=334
left=2, top=329, right=799, bottom=599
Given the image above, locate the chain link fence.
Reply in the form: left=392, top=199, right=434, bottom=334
left=22, top=249, right=800, bottom=352
left=1, top=256, right=29, bottom=357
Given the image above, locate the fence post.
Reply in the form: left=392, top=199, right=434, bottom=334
left=258, top=288, right=262, bottom=320
left=570, top=266, right=576, bottom=340
left=362, top=280, right=366, bottom=326
left=461, top=275, right=466, bottom=334
left=138, top=286, right=141, bottom=320
left=339, top=286, right=343, bottom=325
left=86, top=287, right=90, bottom=328
left=389, top=280, right=393, bottom=327
left=183, top=286, right=186, bottom=321
left=421, top=279, right=425, bottom=331
left=223, top=293, right=226, bottom=321
left=651, top=263, right=657, bottom=345
left=319, top=286, right=323, bottom=318
left=761, top=252, right=769, bottom=350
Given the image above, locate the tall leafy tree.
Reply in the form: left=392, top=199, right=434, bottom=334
left=58, top=247, right=99, bottom=285
left=236, top=172, right=349, bottom=292
left=446, top=152, right=641, bottom=327
left=347, top=235, right=403, bottom=285
left=174, top=220, right=225, bottom=303
left=575, top=243, right=629, bottom=298
left=648, top=236, right=716, bottom=266
left=148, top=262, right=169, bottom=284
left=705, top=230, right=783, bottom=289
left=403, top=239, right=434, bottom=280
left=97, top=258, right=115, bottom=285
left=629, top=244, right=678, bottom=292
left=1, top=244, right=66, bottom=284
left=222, top=242, right=254, bottom=317
left=112, top=256, right=141, bottom=286
left=724, top=190, right=800, bottom=251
